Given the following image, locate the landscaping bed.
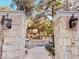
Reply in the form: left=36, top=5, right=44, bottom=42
left=45, top=45, right=55, bottom=56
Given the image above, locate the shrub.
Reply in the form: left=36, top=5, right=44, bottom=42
left=45, top=45, right=55, bottom=56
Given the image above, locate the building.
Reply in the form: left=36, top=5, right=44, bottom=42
left=54, top=11, right=79, bottom=59
left=0, top=11, right=26, bottom=59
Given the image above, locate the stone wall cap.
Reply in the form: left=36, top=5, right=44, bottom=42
left=0, top=11, right=26, bottom=19
left=53, top=11, right=79, bottom=21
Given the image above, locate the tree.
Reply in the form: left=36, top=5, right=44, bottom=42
left=15, top=0, right=33, bottom=15
left=45, top=0, right=62, bottom=15
left=27, top=15, right=53, bottom=39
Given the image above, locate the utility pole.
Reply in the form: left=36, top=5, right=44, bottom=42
left=66, top=0, right=69, bottom=10
left=65, top=0, right=70, bottom=11
left=62, top=0, right=70, bottom=11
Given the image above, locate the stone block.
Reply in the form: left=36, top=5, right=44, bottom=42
left=3, top=37, right=25, bottom=52
left=2, top=50, right=20, bottom=59
left=4, top=25, right=21, bottom=37
left=0, top=11, right=26, bottom=59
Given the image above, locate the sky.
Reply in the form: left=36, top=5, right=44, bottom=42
left=0, top=0, right=17, bottom=10
left=0, top=0, right=12, bottom=6
left=33, top=0, right=53, bottom=20
left=34, top=0, right=43, bottom=5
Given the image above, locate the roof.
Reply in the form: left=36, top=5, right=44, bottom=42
left=0, top=0, right=17, bottom=10
left=53, top=11, right=79, bottom=21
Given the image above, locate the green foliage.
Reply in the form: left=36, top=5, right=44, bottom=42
left=55, top=1, right=61, bottom=6
left=15, top=0, right=63, bottom=16
left=15, top=0, right=33, bottom=15
left=27, top=17, right=53, bottom=38
left=55, top=0, right=63, bottom=10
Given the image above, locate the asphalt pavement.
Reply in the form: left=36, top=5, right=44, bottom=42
left=24, top=47, right=53, bottom=59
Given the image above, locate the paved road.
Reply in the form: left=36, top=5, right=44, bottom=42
left=25, top=47, right=53, bottom=59
left=29, top=40, right=49, bottom=47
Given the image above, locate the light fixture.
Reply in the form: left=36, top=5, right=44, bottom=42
left=69, top=14, right=78, bottom=28
left=1, top=14, right=12, bottom=29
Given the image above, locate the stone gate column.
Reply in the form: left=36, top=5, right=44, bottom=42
left=0, top=11, right=26, bottom=59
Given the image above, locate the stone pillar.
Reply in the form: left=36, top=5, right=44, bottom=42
left=54, top=15, right=79, bottom=59
left=0, top=11, right=26, bottom=59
